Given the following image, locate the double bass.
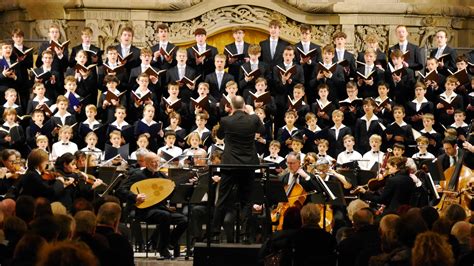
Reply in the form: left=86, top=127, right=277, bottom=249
left=436, top=120, right=473, bottom=213
left=271, top=175, right=306, bottom=231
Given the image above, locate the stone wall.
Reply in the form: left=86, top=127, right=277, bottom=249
left=0, top=0, right=472, bottom=54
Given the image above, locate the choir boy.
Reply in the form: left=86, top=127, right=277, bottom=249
left=422, top=57, right=445, bottom=101
left=420, top=113, right=442, bottom=155
left=317, top=139, right=334, bottom=163
left=129, top=73, right=156, bottom=122
left=129, top=48, right=161, bottom=92
left=187, top=28, right=218, bottom=78
left=192, top=111, right=211, bottom=149
left=436, top=76, right=463, bottom=128
left=151, top=23, right=177, bottom=70
left=0, top=41, right=19, bottom=99
left=114, top=26, right=141, bottom=74
left=157, top=130, right=183, bottom=163
left=360, top=134, right=384, bottom=171
left=134, top=104, right=163, bottom=152
left=277, top=110, right=300, bottom=156
left=239, top=44, right=270, bottom=99
left=295, top=24, right=321, bottom=103
left=373, top=82, right=394, bottom=126
left=36, top=24, right=69, bottom=76
left=11, top=28, right=33, bottom=107
left=69, top=27, right=102, bottom=67
left=245, top=77, right=276, bottom=117
left=336, top=135, right=362, bottom=167
left=332, top=31, right=356, bottom=86
left=80, top=132, right=103, bottom=161
left=406, top=82, right=434, bottom=130
left=302, top=112, right=322, bottom=153
left=450, top=110, right=469, bottom=142
left=51, top=125, right=78, bottom=160
left=328, top=110, right=352, bottom=157
left=259, top=19, right=288, bottom=75
left=385, top=105, right=415, bottom=155
left=32, top=50, right=60, bottom=100
left=356, top=48, right=385, bottom=99
left=165, top=48, right=197, bottom=101
left=357, top=34, right=388, bottom=70
left=65, top=50, right=98, bottom=103
left=204, top=54, right=234, bottom=102
left=311, top=84, right=336, bottom=129
left=385, top=49, right=415, bottom=104
left=159, top=81, right=188, bottom=128
left=354, top=98, right=384, bottom=154
left=0, top=108, right=25, bottom=151
left=412, top=136, right=435, bottom=159
left=309, top=44, right=345, bottom=101
left=390, top=25, right=423, bottom=72
left=99, top=75, right=127, bottom=124
left=224, top=26, right=250, bottom=82
left=0, top=88, right=22, bottom=116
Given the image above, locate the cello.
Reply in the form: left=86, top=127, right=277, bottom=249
left=436, top=120, right=473, bottom=214
left=270, top=175, right=306, bottom=231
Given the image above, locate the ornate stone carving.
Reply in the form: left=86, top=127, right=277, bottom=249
left=95, top=20, right=128, bottom=50
left=354, top=25, right=389, bottom=53
left=34, top=19, right=68, bottom=40
left=77, top=0, right=203, bottom=11
left=144, top=5, right=340, bottom=46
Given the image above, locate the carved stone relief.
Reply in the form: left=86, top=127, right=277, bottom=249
left=354, top=25, right=389, bottom=52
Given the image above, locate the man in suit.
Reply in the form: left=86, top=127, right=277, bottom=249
left=151, top=23, right=177, bottom=70
left=36, top=24, right=69, bottom=86
left=116, top=152, right=188, bottom=259
left=295, top=24, right=322, bottom=104
left=390, top=25, right=423, bottom=74
left=166, top=48, right=197, bottom=101
left=69, top=27, right=103, bottom=67
left=186, top=28, right=218, bottom=79
left=212, top=96, right=265, bottom=243
left=259, top=20, right=289, bottom=79
left=280, top=152, right=315, bottom=191
left=438, top=136, right=462, bottom=171
left=332, top=31, right=356, bottom=87
left=224, top=26, right=250, bottom=82
left=11, top=28, right=33, bottom=109
left=204, top=54, right=234, bottom=102
left=429, top=30, right=457, bottom=76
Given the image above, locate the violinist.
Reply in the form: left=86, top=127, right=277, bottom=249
left=16, top=149, right=72, bottom=201
left=358, top=157, right=416, bottom=213
left=0, top=149, right=24, bottom=195
left=54, top=152, right=103, bottom=210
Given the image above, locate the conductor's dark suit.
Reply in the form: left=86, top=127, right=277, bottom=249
left=213, top=109, right=265, bottom=237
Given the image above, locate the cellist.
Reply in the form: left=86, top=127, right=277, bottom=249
left=281, top=152, right=315, bottom=193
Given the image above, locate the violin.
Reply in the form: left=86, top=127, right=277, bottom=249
left=41, top=170, right=60, bottom=181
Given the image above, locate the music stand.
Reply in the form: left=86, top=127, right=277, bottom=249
left=99, top=173, right=125, bottom=198
left=428, top=158, right=445, bottom=182
left=338, top=169, right=376, bottom=188
left=309, top=175, right=345, bottom=231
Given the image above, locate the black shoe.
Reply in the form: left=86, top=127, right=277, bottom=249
left=157, top=249, right=172, bottom=260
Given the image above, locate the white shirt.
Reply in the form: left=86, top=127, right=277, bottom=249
left=398, top=40, right=408, bottom=52
left=412, top=151, right=435, bottom=159
left=264, top=154, right=285, bottom=164
left=121, top=44, right=131, bottom=56
left=82, top=119, right=100, bottom=130
left=331, top=124, right=346, bottom=140
left=110, top=120, right=129, bottom=130
left=439, top=91, right=457, bottom=104
left=80, top=146, right=103, bottom=161
left=51, top=141, right=78, bottom=161
left=157, top=145, right=183, bottom=162
left=140, top=118, right=157, bottom=126
left=194, top=127, right=210, bottom=140
left=360, top=115, right=379, bottom=131
left=32, top=95, right=49, bottom=105
left=53, top=112, right=72, bottom=126
left=336, top=150, right=362, bottom=166
left=450, top=122, right=468, bottom=128
left=335, top=48, right=345, bottom=62
left=361, top=150, right=384, bottom=171
left=412, top=98, right=428, bottom=112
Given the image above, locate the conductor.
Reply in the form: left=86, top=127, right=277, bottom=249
left=212, top=95, right=265, bottom=242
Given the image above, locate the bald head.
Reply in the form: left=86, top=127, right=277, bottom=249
left=145, top=152, right=160, bottom=171
left=0, top=199, right=16, bottom=217
left=231, top=95, right=245, bottom=110
left=451, top=221, right=472, bottom=246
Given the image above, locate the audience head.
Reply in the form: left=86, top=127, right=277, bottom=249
left=37, top=241, right=98, bottom=266
left=282, top=206, right=302, bottom=230
left=35, top=197, right=52, bottom=218
left=411, top=231, right=454, bottom=266
left=379, top=214, right=400, bottom=252
left=12, top=234, right=47, bottom=266
left=74, top=210, right=97, bottom=235
left=54, top=214, right=75, bottom=241
left=300, top=203, right=321, bottom=227
left=352, top=208, right=374, bottom=230
left=71, top=198, right=94, bottom=216
left=15, top=195, right=35, bottom=224
left=0, top=198, right=16, bottom=217
left=30, top=215, right=61, bottom=242
left=346, top=199, right=369, bottom=221
left=443, top=203, right=467, bottom=224
left=396, top=211, right=428, bottom=248
left=97, top=202, right=121, bottom=231
left=3, top=216, right=27, bottom=243
left=420, top=206, right=439, bottom=230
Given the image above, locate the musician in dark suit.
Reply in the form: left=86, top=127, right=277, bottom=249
left=212, top=96, right=265, bottom=242
left=117, top=152, right=187, bottom=259
left=280, top=152, right=316, bottom=192
left=429, top=30, right=457, bottom=76
left=186, top=28, right=218, bottom=79
left=259, top=20, right=289, bottom=77
left=69, top=27, right=103, bottom=67
left=437, top=136, right=462, bottom=171
left=239, top=44, right=271, bottom=99
left=389, top=25, right=423, bottom=73
left=224, top=26, right=250, bottom=82
left=204, top=54, right=235, bottom=102
left=359, top=156, right=416, bottom=213
left=295, top=24, right=322, bottom=104
left=151, top=23, right=177, bottom=70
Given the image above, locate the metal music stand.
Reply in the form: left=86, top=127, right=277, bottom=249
left=309, top=175, right=345, bottom=231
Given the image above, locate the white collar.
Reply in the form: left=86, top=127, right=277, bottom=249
left=440, top=91, right=457, bottom=101
left=3, top=122, right=18, bottom=127
left=134, top=88, right=150, bottom=95
left=64, top=91, right=80, bottom=98
left=141, top=118, right=157, bottom=126
left=420, top=128, right=437, bottom=134
left=270, top=37, right=279, bottom=42
left=159, top=41, right=168, bottom=47
left=215, top=70, right=225, bottom=75
left=308, top=125, right=322, bottom=133
left=336, top=48, right=345, bottom=53
left=165, top=125, right=182, bottom=131
left=235, top=41, right=244, bottom=46
left=437, top=44, right=447, bottom=50
left=392, top=121, right=408, bottom=127
left=331, top=124, right=346, bottom=130
left=250, top=59, right=259, bottom=65
left=316, top=99, right=331, bottom=109
left=111, top=120, right=129, bottom=127
left=121, top=44, right=131, bottom=50
left=54, top=111, right=71, bottom=118
left=33, top=95, right=49, bottom=102
left=361, top=115, right=379, bottom=122
left=399, top=40, right=408, bottom=46
left=14, top=44, right=23, bottom=50
left=3, top=102, right=19, bottom=108
left=83, top=120, right=100, bottom=126
left=177, top=64, right=186, bottom=69
left=451, top=122, right=468, bottom=128
left=412, top=97, right=428, bottom=104
left=283, top=125, right=298, bottom=133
